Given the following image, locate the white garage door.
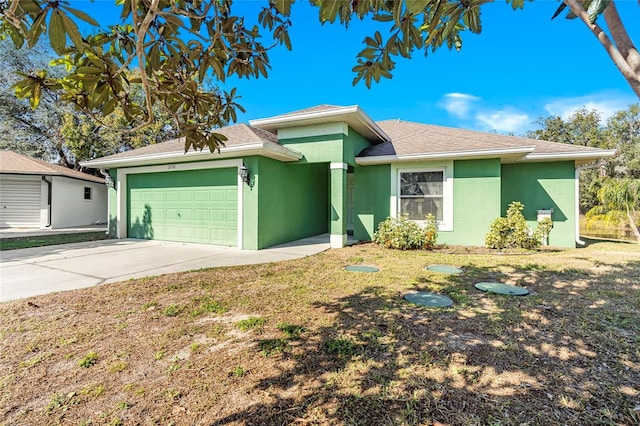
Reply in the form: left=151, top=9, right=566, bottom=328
left=0, top=176, right=42, bottom=228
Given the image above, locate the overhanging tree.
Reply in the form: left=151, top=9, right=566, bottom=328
left=1, top=0, right=638, bottom=152
left=0, top=37, right=75, bottom=165
left=1, top=0, right=293, bottom=152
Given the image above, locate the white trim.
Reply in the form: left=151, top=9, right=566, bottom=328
left=520, top=149, right=617, bottom=162
left=330, top=234, right=347, bottom=248
left=330, top=162, right=348, bottom=170
left=81, top=142, right=302, bottom=169
left=356, top=146, right=535, bottom=165
left=116, top=159, right=244, bottom=248
left=391, top=161, right=454, bottom=232
left=250, top=105, right=391, bottom=143
left=574, top=164, right=598, bottom=246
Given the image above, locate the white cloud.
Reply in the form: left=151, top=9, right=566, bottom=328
left=544, top=92, right=635, bottom=122
left=476, top=110, right=531, bottom=133
left=439, top=93, right=480, bottom=119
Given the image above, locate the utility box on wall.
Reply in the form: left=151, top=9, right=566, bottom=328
left=536, top=208, right=554, bottom=222
left=536, top=208, right=554, bottom=246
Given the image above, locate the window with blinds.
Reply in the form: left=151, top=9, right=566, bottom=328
left=399, top=171, right=444, bottom=221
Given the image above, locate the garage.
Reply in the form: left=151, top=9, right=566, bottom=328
left=127, top=168, right=238, bottom=246
left=0, top=176, right=42, bottom=228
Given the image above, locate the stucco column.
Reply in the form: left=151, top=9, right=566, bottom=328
left=330, top=162, right=348, bottom=248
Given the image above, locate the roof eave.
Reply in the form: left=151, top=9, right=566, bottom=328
left=520, top=149, right=617, bottom=166
left=355, top=147, right=535, bottom=165
left=80, top=142, right=303, bottom=169
left=0, top=170, right=104, bottom=184
left=250, top=105, right=391, bottom=143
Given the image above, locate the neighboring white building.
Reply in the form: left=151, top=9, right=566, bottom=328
left=0, top=151, right=107, bottom=229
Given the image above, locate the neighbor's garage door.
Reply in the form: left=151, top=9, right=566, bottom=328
left=127, top=168, right=237, bottom=246
left=0, top=176, right=42, bottom=228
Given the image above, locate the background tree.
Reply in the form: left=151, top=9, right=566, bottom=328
left=2, top=0, right=292, bottom=152
left=597, top=178, right=640, bottom=241
left=61, top=79, right=181, bottom=171
left=606, top=103, right=640, bottom=179
left=0, top=37, right=74, bottom=165
left=525, top=103, right=639, bottom=218
left=0, top=37, right=177, bottom=169
left=525, top=108, right=614, bottom=212
left=1, top=1, right=637, bottom=154
left=525, top=108, right=610, bottom=148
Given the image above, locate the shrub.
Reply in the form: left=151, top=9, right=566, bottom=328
left=485, top=201, right=542, bottom=250
left=374, top=214, right=438, bottom=250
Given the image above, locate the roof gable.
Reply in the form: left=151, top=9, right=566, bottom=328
left=250, top=104, right=390, bottom=143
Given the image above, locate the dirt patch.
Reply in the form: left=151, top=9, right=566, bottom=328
left=1, top=241, right=639, bottom=425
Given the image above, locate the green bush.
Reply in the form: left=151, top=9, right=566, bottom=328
left=373, top=214, right=438, bottom=250
left=485, top=202, right=542, bottom=250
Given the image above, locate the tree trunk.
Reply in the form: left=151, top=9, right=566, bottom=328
left=626, top=206, right=640, bottom=241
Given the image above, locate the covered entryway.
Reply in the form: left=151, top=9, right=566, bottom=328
left=127, top=168, right=238, bottom=246
left=0, top=176, right=43, bottom=228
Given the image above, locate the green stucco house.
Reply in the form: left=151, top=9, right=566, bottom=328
left=82, top=105, right=615, bottom=249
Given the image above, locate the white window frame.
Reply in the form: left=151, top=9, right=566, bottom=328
left=83, top=186, right=92, bottom=201
left=391, top=162, right=453, bottom=232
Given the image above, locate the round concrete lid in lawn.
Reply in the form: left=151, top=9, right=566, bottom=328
left=474, top=282, right=529, bottom=296
left=426, top=264, right=463, bottom=274
left=404, top=292, right=453, bottom=308
left=344, top=265, right=379, bottom=272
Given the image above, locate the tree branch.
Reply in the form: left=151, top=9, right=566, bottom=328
left=564, top=0, right=640, bottom=97
left=602, top=1, right=640, bottom=75
left=132, top=0, right=159, bottom=130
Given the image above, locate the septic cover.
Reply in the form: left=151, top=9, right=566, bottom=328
left=344, top=265, right=379, bottom=272
left=404, top=292, right=453, bottom=308
left=426, top=264, right=463, bottom=274
left=474, top=282, right=529, bottom=296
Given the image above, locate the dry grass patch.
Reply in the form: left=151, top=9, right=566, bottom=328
left=1, top=240, right=639, bottom=425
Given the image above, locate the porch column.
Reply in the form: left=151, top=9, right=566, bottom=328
left=330, top=162, right=348, bottom=248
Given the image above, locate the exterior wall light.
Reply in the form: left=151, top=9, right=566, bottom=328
left=239, top=165, right=250, bottom=185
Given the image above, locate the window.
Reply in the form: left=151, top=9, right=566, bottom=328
left=84, top=187, right=92, bottom=200
left=399, top=171, right=444, bottom=221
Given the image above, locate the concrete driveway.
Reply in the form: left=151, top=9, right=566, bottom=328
left=0, top=236, right=330, bottom=302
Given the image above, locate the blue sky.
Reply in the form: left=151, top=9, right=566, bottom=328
left=81, top=1, right=639, bottom=135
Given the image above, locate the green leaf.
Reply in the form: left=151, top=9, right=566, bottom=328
left=59, top=11, right=84, bottom=51
left=49, top=10, right=66, bottom=55
left=406, top=0, right=429, bottom=14
left=26, top=9, right=48, bottom=48
left=508, top=0, right=526, bottom=10
left=586, top=0, right=611, bottom=23
left=392, top=0, right=402, bottom=24
left=550, top=3, right=567, bottom=20
left=565, top=11, right=577, bottom=20
left=274, top=0, right=293, bottom=16
left=318, top=0, right=343, bottom=23
left=62, top=6, right=100, bottom=27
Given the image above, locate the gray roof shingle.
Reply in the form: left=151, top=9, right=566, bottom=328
left=359, top=119, right=610, bottom=158
left=0, top=151, right=104, bottom=183
left=86, top=123, right=278, bottom=163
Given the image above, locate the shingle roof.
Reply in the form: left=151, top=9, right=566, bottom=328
left=266, top=104, right=343, bottom=118
left=81, top=107, right=614, bottom=168
left=88, top=123, right=278, bottom=163
left=359, top=120, right=610, bottom=158
left=0, top=151, right=104, bottom=183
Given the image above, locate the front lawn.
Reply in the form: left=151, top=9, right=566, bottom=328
left=1, top=241, right=638, bottom=425
left=0, top=231, right=108, bottom=251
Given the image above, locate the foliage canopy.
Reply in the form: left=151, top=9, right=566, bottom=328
left=2, top=0, right=637, bottom=151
